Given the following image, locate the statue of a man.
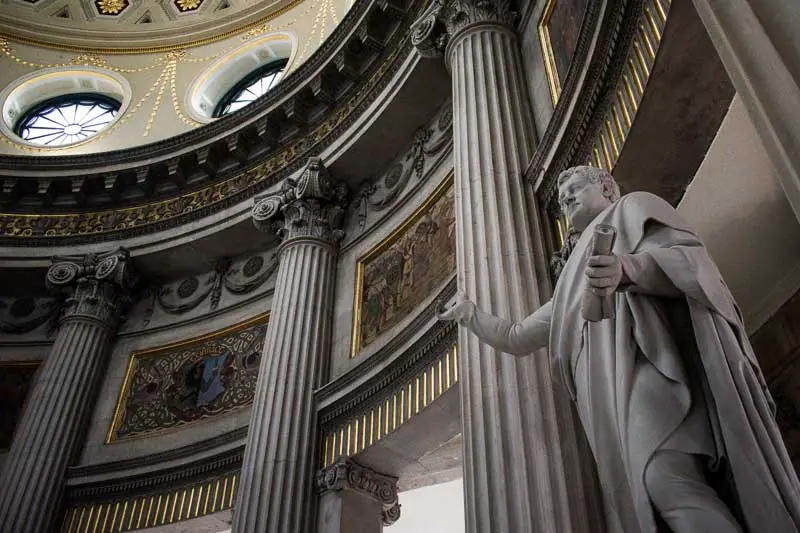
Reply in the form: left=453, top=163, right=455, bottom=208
left=438, top=166, right=800, bottom=532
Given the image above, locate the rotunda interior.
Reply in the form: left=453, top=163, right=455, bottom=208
left=0, top=0, right=799, bottom=532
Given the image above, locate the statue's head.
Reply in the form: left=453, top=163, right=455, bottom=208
left=557, top=166, right=620, bottom=232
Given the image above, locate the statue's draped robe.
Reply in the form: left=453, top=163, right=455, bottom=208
left=546, top=192, right=800, bottom=532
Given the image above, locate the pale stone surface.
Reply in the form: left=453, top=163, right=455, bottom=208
left=412, top=3, right=603, bottom=531
left=233, top=159, right=343, bottom=533
left=316, top=459, right=400, bottom=533
left=0, top=250, right=134, bottom=533
left=691, top=0, right=800, bottom=222
left=677, top=95, right=800, bottom=333
left=391, top=479, right=465, bottom=533
left=441, top=167, right=800, bottom=532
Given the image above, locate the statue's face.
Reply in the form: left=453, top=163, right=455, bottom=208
left=558, top=173, right=613, bottom=232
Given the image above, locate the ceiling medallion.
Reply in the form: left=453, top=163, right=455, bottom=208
left=95, top=0, right=130, bottom=15
left=175, top=0, right=204, bottom=12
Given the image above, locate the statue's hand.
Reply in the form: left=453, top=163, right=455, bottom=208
left=436, top=292, right=475, bottom=324
left=586, top=254, right=624, bottom=296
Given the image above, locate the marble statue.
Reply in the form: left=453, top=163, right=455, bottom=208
left=438, top=166, right=800, bottom=532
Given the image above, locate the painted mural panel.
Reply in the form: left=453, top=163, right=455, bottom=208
left=0, top=362, right=39, bottom=451
left=107, top=314, right=268, bottom=442
left=539, top=0, right=590, bottom=103
left=352, top=177, right=456, bottom=355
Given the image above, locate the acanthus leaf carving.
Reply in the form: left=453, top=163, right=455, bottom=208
left=411, top=0, right=516, bottom=58
left=46, top=248, right=136, bottom=327
left=252, top=157, right=348, bottom=244
left=315, top=458, right=401, bottom=526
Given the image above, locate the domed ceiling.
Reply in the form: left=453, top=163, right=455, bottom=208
left=0, top=0, right=306, bottom=51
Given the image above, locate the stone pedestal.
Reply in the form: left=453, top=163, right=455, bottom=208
left=691, top=0, right=800, bottom=221
left=411, top=3, right=601, bottom=532
left=232, top=158, right=346, bottom=533
left=316, top=459, right=401, bottom=533
left=0, top=250, right=134, bottom=533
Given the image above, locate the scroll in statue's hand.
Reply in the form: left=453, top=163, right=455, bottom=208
left=436, top=292, right=475, bottom=324
left=585, top=254, right=625, bottom=296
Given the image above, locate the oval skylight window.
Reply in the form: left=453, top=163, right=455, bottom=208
left=213, top=59, right=288, bottom=118
left=14, top=93, right=121, bottom=147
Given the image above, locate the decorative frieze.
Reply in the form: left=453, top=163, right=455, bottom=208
left=62, top=468, right=241, bottom=533
left=348, top=101, right=453, bottom=237
left=0, top=297, right=56, bottom=334
left=0, top=0, right=421, bottom=244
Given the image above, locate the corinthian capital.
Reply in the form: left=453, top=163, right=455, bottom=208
left=252, top=157, right=347, bottom=244
left=46, top=249, right=136, bottom=327
left=316, top=458, right=401, bottom=526
left=411, top=0, right=515, bottom=57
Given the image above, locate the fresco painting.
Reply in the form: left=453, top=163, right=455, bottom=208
left=541, top=0, right=590, bottom=100
left=108, top=315, right=268, bottom=441
left=354, top=179, right=455, bottom=354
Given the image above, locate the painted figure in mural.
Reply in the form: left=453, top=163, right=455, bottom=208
left=438, top=166, right=800, bottom=533
left=197, top=350, right=231, bottom=407
left=359, top=185, right=457, bottom=349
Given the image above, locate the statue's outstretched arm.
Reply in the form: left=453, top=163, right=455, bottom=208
left=437, top=295, right=552, bottom=356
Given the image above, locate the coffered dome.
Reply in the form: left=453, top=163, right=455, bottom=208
left=0, top=0, right=311, bottom=51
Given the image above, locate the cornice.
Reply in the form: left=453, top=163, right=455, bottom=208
left=67, top=427, right=248, bottom=482
left=0, top=0, right=422, bottom=245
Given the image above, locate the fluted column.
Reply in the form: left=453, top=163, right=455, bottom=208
left=233, top=158, right=346, bottom=533
left=411, top=3, right=601, bottom=532
left=691, top=0, right=800, bottom=222
left=0, top=250, right=134, bottom=533
left=316, top=459, right=401, bottom=533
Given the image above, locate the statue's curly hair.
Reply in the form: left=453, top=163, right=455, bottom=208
left=557, top=166, right=621, bottom=203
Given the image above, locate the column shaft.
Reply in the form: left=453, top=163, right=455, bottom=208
left=0, top=319, right=112, bottom=532
left=691, top=0, right=800, bottom=221
left=449, top=24, right=597, bottom=532
left=233, top=238, right=336, bottom=533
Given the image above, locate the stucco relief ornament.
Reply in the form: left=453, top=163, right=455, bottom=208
left=46, top=249, right=136, bottom=327
left=411, top=0, right=515, bottom=57
left=252, top=157, right=347, bottom=244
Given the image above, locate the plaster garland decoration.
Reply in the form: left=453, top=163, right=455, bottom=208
left=351, top=101, right=453, bottom=232
left=0, top=297, right=57, bottom=334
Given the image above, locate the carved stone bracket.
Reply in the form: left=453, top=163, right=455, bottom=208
left=46, top=248, right=136, bottom=327
left=316, top=458, right=401, bottom=526
left=253, top=157, right=348, bottom=244
left=411, top=0, right=515, bottom=58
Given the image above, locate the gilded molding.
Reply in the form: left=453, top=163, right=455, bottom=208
left=0, top=0, right=416, bottom=244
left=47, top=249, right=136, bottom=327
left=106, top=313, right=268, bottom=443
left=351, top=174, right=454, bottom=355
left=0, top=0, right=306, bottom=55
left=316, top=458, right=401, bottom=526
left=63, top=466, right=242, bottom=532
